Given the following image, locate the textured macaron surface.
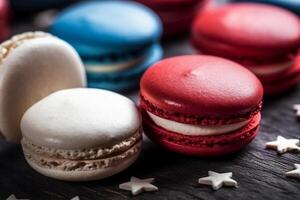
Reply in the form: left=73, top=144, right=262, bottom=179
left=192, top=3, right=300, bottom=58
left=51, top=1, right=162, bottom=55
left=21, top=88, right=141, bottom=150
left=140, top=55, right=263, bottom=122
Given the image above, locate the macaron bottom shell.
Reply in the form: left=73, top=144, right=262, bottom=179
left=252, top=59, right=300, bottom=95
left=142, top=111, right=261, bottom=156
left=22, top=139, right=142, bottom=181
left=87, top=44, right=163, bottom=92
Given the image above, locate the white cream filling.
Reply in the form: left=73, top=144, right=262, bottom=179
left=85, top=57, right=142, bottom=73
left=248, top=60, right=292, bottom=76
left=147, top=112, right=249, bottom=136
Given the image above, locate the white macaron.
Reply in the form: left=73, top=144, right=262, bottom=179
left=0, top=31, right=86, bottom=142
left=21, top=88, right=142, bottom=181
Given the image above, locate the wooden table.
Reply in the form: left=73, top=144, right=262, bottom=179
left=1, top=6, right=300, bottom=200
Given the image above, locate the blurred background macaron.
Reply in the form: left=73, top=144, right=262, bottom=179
left=232, top=0, right=300, bottom=15
left=0, top=31, right=86, bottom=143
left=140, top=55, right=263, bottom=156
left=10, top=0, right=81, bottom=14
left=0, top=0, right=10, bottom=41
left=21, top=88, right=142, bottom=181
left=136, top=0, right=206, bottom=38
left=51, top=0, right=163, bottom=92
left=192, top=3, right=300, bottom=95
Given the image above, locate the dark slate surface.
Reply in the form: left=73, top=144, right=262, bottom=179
left=1, top=5, right=300, bottom=200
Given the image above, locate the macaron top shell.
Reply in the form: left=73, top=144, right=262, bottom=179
left=51, top=1, right=162, bottom=53
left=0, top=32, right=86, bottom=142
left=193, top=3, right=300, bottom=58
left=141, top=55, right=263, bottom=119
left=21, top=88, right=141, bottom=150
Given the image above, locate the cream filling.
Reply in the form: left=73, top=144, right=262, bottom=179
left=23, top=141, right=142, bottom=171
left=0, top=31, right=50, bottom=64
left=21, top=129, right=142, bottom=160
left=148, top=112, right=249, bottom=136
left=85, top=56, right=143, bottom=73
left=248, top=60, right=292, bottom=76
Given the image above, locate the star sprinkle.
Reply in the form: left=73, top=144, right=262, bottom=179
left=198, top=171, right=238, bottom=190
left=265, top=136, right=300, bottom=154
left=293, top=104, right=300, bottom=118
left=70, top=197, right=80, bottom=200
left=6, top=195, right=29, bottom=200
left=119, top=176, right=158, bottom=195
left=286, top=164, right=300, bottom=179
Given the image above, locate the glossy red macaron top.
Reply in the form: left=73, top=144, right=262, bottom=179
left=140, top=55, right=263, bottom=120
left=192, top=3, right=300, bottom=59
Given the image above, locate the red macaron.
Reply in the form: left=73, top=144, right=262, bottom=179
left=192, top=3, right=300, bottom=95
left=136, top=0, right=205, bottom=38
left=140, top=55, right=263, bottom=156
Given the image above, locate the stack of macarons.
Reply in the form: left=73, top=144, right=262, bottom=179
left=0, top=0, right=9, bottom=41
left=140, top=55, right=263, bottom=156
left=0, top=31, right=143, bottom=181
left=136, top=0, right=205, bottom=38
left=51, top=0, right=163, bottom=92
left=233, top=0, right=300, bottom=15
left=192, top=3, right=300, bottom=95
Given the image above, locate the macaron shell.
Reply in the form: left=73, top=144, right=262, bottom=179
left=140, top=55, right=263, bottom=118
left=262, top=64, right=300, bottom=95
left=233, top=0, right=300, bottom=15
left=51, top=1, right=162, bottom=51
left=87, top=44, right=162, bottom=92
left=137, top=0, right=203, bottom=37
left=24, top=142, right=141, bottom=181
left=0, top=36, right=86, bottom=142
left=143, top=111, right=260, bottom=156
left=192, top=3, right=300, bottom=58
left=21, top=88, right=141, bottom=149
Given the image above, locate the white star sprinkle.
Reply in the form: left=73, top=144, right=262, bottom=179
left=6, top=195, right=29, bottom=200
left=119, top=176, right=158, bottom=196
left=266, top=136, right=300, bottom=154
left=286, top=164, right=300, bottom=179
left=198, top=171, right=238, bottom=190
left=293, top=104, right=300, bottom=118
left=70, top=197, right=80, bottom=200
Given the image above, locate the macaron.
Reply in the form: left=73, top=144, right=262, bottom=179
left=21, top=88, right=142, bottom=181
left=192, top=3, right=300, bottom=95
left=233, top=0, right=300, bottom=15
left=136, top=0, right=205, bottom=38
left=0, top=32, right=86, bottom=143
left=51, top=1, right=163, bottom=92
left=140, top=55, right=263, bottom=156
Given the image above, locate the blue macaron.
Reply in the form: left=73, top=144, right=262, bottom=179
left=232, top=0, right=300, bottom=15
left=51, top=0, right=163, bottom=92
